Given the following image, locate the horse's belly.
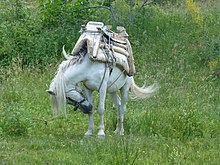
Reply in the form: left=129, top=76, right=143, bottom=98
left=107, top=76, right=127, bottom=93
left=84, top=81, right=100, bottom=91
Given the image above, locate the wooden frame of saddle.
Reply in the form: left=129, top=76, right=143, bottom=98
left=71, top=21, right=136, bottom=76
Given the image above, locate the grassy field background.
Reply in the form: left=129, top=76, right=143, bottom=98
left=1, top=0, right=220, bottom=164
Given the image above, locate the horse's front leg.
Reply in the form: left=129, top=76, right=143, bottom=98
left=97, top=84, right=108, bottom=137
left=83, top=87, right=94, bottom=136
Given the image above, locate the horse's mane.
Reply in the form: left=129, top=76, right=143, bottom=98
left=56, top=55, right=82, bottom=75
left=50, top=55, right=83, bottom=116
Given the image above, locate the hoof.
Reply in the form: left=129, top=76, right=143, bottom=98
left=119, top=131, right=124, bottom=136
left=84, top=130, right=93, bottom=136
left=114, top=129, right=119, bottom=134
left=98, top=135, right=105, bottom=139
left=97, top=130, right=105, bottom=137
left=114, top=129, right=124, bottom=135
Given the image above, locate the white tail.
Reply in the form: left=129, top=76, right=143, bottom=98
left=130, top=78, right=159, bottom=99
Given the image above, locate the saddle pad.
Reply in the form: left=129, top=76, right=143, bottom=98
left=90, top=49, right=129, bottom=74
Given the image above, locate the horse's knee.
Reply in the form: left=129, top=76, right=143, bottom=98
left=97, top=106, right=104, bottom=115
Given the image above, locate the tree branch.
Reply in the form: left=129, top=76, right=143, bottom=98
left=65, top=5, right=120, bottom=24
left=139, top=0, right=154, bottom=10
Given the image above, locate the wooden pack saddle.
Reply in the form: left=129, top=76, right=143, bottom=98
left=71, top=21, right=135, bottom=76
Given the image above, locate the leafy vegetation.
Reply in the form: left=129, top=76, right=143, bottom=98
left=1, top=0, right=220, bottom=164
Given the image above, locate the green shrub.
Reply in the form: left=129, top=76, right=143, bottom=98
left=0, top=105, right=33, bottom=136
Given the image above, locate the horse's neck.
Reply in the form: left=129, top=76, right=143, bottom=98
left=65, top=55, right=106, bottom=86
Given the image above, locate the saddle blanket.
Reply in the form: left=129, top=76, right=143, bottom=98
left=91, top=48, right=130, bottom=74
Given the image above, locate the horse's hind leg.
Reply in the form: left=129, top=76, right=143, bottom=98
left=109, top=86, right=129, bottom=135
left=117, top=87, right=129, bottom=135
left=118, top=80, right=131, bottom=135
left=109, top=92, right=121, bottom=134
left=84, top=87, right=94, bottom=136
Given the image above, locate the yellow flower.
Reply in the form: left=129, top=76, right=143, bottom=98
left=186, top=0, right=203, bottom=27
left=209, top=59, right=218, bottom=71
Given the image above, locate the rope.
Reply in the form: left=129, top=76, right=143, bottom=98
left=108, top=69, right=126, bottom=89
left=98, top=53, right=108, bottom=92
left=32, top=115, right=61, bottom=125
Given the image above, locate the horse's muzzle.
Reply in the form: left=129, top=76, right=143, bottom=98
left=81, top=103, right=93, bottom=114
left=66, top=97, right=93, bottom=114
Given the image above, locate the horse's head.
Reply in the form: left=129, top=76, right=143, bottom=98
left=47, top=47, right=90, bottom=116
left=66, top=87, right=93, bottom=114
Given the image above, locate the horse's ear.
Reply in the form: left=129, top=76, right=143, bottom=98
left=46, top=90, right=55, bottom=96
left=62, top=45, right=73, bottom=60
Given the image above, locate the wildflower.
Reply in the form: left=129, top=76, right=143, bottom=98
left=209, top=59, right=218, bottom=71
left=186, top=0, right=204, bottom=27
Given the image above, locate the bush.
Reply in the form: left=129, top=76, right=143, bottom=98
left=0, top=0, right=107, bottom=68
left=0, top=105, right=33, bottom=136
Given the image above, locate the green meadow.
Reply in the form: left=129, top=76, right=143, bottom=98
left=1, top=0, right=220, bottom=164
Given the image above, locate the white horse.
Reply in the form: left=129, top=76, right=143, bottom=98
left=47, top=47, right=159, bottom=136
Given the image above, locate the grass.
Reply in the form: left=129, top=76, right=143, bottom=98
left=1, top=135, right=220, bottom=164
left=1, top=53, right=219, bottom=164
left=1, top=1, right=220, bottom=164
